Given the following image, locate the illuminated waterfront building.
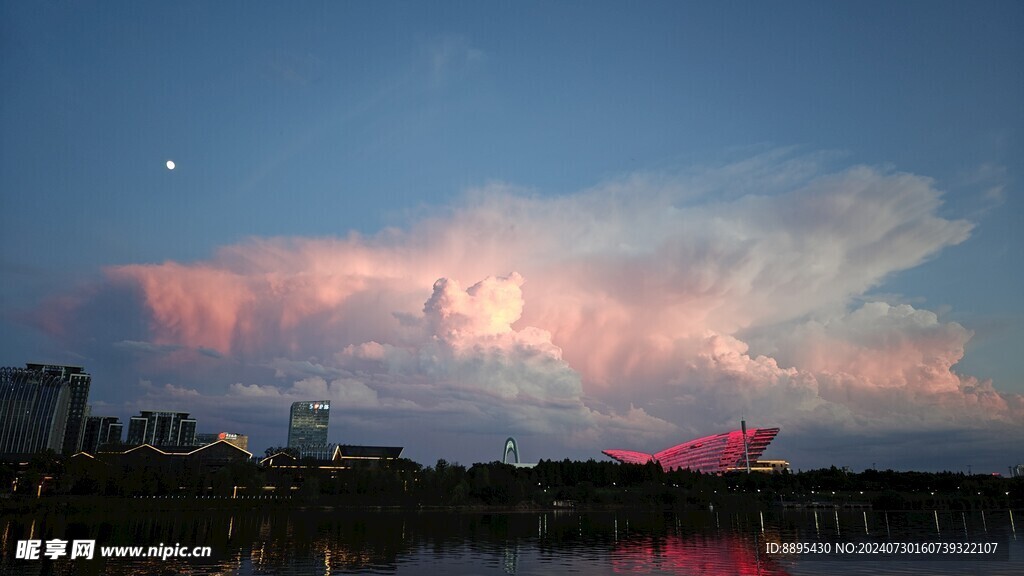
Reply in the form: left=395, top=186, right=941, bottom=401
left=263, top=443, right=403, bottom=470
left=288, top=400, right=330, bottom=448
left=96, top=440, right=252, bottom=473
left=742, top=459, right=790, bottom=474
left=603, top=427, right=780, bottom=474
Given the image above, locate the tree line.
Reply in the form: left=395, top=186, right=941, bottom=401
left=3, top=451, right=1021, bottom=511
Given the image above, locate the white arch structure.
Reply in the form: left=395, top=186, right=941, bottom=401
left=503, top=437, right=520, bottom=465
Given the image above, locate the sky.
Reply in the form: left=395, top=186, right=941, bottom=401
left=2, top=1, right=1022, bottom=472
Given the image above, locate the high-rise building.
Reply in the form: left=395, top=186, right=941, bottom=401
left=288, top=400, right=330, bottom=448
left=0, top=364, right=92, bottom=456
left=127, top=411, right=197, bottom=446
left=0, top=366, right=72, bottom=455
left=24, top=364, right=91, bottom=454
left=109, top=421, right=123, bottom=446
left=81, top=415, right=123, bottom=453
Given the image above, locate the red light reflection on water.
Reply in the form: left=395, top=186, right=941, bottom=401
left=612, top=534, right=789, bottom=576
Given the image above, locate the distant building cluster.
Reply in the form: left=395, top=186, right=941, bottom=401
left=0, top=363, right=405, bottom=482
left=1, top=364, right=405, bottom=500
left=0, top=362, right=223, bottom=459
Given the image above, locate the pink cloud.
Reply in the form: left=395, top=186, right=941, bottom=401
left=108, top=263, right=256, bottom=353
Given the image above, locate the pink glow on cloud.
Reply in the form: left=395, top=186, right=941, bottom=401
left=51, top=155, right=1023, bottom=450
left=108, top=263, right=255, bottom=353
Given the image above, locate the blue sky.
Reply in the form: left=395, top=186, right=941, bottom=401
left=2, top=1, right=1021, bottom=470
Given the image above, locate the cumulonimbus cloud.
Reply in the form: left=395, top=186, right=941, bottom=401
left=46, top=152, right=1022, bottom=458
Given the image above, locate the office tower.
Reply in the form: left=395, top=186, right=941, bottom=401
left=81, top=415, right=123, bottom=453
left=288, top=400, right=330, bottom=448
left=108, top=421, right=123, bottom=446
left=23, top=364, right=91, bottom=454
left=126, top=410, right=197, bottom=446
left=0, top=366, right=72, bottom=455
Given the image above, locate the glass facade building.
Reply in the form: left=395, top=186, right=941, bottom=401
left=23, top=364, right=92, bottom=455
left=288, top=400, right=330, bottom=448
left=0, top=366, right=72, bottom=455
left=0, top=364, right=93, bottom=455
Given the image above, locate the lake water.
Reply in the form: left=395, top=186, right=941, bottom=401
left=1, top=504, right=1020, bottom=575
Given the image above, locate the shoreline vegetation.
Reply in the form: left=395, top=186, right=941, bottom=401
left=3, top=455, right=1022, bottom=514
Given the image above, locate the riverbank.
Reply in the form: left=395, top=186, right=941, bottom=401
left=3, top=493, right=1023, bottom=516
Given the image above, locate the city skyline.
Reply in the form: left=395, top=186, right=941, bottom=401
left=2, top=2, right=1022, bottom=471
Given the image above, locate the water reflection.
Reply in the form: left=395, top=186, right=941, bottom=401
left=0, top=507, right=1020, bottom=575
left=611, top=534, right=789, bottom=575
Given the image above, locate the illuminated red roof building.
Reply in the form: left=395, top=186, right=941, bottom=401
left=603, top=427, right=780, bottom=474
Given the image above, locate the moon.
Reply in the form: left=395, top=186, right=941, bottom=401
left=166, top=160, right=176, bottom=170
